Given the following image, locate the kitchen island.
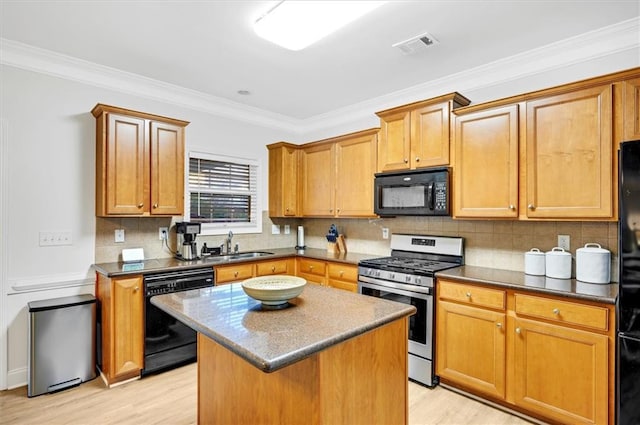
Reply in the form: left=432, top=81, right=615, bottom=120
left=152, top=282, right=415, bottom=425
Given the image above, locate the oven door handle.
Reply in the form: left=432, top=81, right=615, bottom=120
left=358, top=277, right=431, bottom=298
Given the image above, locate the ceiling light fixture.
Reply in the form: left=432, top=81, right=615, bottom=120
left=254, top=1, right=386, bottom=51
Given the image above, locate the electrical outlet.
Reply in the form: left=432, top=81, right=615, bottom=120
left=115, top=229, right=125, bottom=243
left=159, top=227, right=168, bottom=240
left=558, top=234, right=570, bottom=251
left=284, top=225, right=290, bottom=235
left=271, top=224, right=281, bottom=235
left=382, top=227, right=389, bottom=239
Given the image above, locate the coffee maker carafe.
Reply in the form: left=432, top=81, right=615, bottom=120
left=176, top=222, right=201, bottom=260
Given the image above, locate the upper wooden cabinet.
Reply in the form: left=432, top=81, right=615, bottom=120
left=525, top=85, right=613, bottom=219
left=300, top=129, right=378, bottom=218
left=453, top=105, right=519, bottom=218
left=92, top=104, right=189, bottom=217
left=267, top=142, right=299, bottom=217
left=376, top=93, right=470, bottom=172
left=623, top=77, right=640, bottom=141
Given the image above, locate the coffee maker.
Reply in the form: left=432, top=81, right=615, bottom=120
left=175, top=222, right=201, bottom=260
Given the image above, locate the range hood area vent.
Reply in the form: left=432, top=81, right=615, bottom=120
left=392, top=32, right=439, bottom=55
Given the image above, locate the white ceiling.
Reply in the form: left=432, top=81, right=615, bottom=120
left=1, top=1, right=639, bottom=121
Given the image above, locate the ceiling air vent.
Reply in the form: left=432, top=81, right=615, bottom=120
left=392, top=32, right=439, bottom=55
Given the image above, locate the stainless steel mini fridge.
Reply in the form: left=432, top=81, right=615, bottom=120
left=28, top=294, right=97, bottom=397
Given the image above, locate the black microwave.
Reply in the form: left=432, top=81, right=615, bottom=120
left=374, top=168, right=450, bottom=216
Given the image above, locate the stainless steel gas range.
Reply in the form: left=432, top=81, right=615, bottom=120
left=358, top=234, right=464, bottom=387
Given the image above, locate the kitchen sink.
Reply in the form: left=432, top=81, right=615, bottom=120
left=203, top=251, right=274, bottom=262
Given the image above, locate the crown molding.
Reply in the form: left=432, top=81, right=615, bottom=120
left=300, top=17, right=640, bottom=134
left=0, top=38, right=302, bottom=133
left=1, top=17, right=638, bottom=135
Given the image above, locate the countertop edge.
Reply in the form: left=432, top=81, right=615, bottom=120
left=151, top=294, right=416, bottom=373
left=436, top=266, right=618, bottom=305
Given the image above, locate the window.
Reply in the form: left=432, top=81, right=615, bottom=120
left=187, top=152, right=261, bottom=235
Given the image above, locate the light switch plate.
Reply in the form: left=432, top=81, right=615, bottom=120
left=271, top=224, right=280, bottom=235
left=115, top=229, right=125, bottom=243
left=284, top=225, right=290, bottom=235
left=382, top=228, right=389, bottom=239
left=558, top=234, right=570, bottom=251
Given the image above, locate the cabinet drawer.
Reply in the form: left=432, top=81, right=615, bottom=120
left=255, top=259, right=294, bottom=276
left=297, top=258, right=326, bottom=277
left=514, top=294, right=609, bottom=332
left=438, top=281, right=506, bottom=311
left=328, top=279, right=358, bottom=293
left=215, top=263, right=254, bottom=284
left=327, top=263, right=358, bottom=281
left=298, top=272, right=326, bottom=286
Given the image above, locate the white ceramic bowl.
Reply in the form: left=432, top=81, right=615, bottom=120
left=241, top=275, right=307, bottom=306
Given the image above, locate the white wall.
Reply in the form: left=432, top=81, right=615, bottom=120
left=0, top=65, right=297, bottom=389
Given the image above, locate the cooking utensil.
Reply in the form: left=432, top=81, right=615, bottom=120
left=576, top=243, right=610, bottom=284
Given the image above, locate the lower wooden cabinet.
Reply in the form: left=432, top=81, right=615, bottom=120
left=297, top=258, right=327, bottom=286
left=327, top=263, right=359, bottom=293
left=96, top=273, right=144, bottom=385
left=215, top=258, right=295, bottom=284
left=436, top=278, right=615, bottom=424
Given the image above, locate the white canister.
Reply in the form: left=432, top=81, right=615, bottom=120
left=576, top=243, right=610, bottom=284
left=545, top=247, right=572, bottom=279
left=524, top=248, right=545, bottom=276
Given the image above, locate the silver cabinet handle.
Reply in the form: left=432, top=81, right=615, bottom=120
left=415, top=157, right=420, bottom=162
left=553, top=308, right=560, bottom=315
left=515, top=327, right=521, bottom=334
left=496, top=323, right=502, bottom=328
left=153, top=203, right=158, bottom=209
left=528, top=204, right=535, bottom=210
left=466, top=292, right=471, bottom=298
left=404, top=158, right=408, bottom=163
left=134, top=286, right=140, bottom=292
left=509, top=204, right=515, bottom=210
left=138, top=203, right=144, bottom=208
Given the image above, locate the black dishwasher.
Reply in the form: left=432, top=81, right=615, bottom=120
left=142, top=268, right=214, bottom=376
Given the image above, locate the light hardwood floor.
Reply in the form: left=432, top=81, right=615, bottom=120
left=1, top=363, right=533, bottom=425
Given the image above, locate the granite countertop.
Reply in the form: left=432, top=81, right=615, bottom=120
left=151, top=283, right=415, bottom=372
left=93, top=247, right=378, bottom=277
left=436, top=265, right=618, bottom=305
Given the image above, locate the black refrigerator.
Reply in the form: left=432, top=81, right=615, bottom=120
left=618, top=140, right=640, bottom=425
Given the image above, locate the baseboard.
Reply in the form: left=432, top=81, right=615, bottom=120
left=7, top=366, right=27, bottom=390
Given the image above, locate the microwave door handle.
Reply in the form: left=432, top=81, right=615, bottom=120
left=427, top=182, right=435, bottom=210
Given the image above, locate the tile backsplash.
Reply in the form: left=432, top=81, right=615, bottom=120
left=95, top=213, right=618, bottom=281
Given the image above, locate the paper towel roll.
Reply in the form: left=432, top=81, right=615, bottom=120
left=297, top=226, right=305, bottom=248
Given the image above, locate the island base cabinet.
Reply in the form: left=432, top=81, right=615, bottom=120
left=197, top=318, right=409, bottom=425
left=513, top=317, right=609, bottom=425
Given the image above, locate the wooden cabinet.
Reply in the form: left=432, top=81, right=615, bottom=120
left=376, top=93, right=470, bottom=172
left=525, top=85, right=613, bottom=219
left=453, top=105, right=519, bottom=218
left=92, top=104, right=188, bottom=217
left=436, top=278, right=615, bottom=424
left=327, top=263, right=358, bottom=293
left=436, top=281, right=506, bottom=399
left=255, top=258, right=295, bottom=276
left=96, top=273, right=144, bottom=385
left=216, top=258, right=296, bottom=284
left=297, top=258, right=327, bottom=286
left=215, top=263, right=255, bottom=285
left=267, top=142, right=299, bottom=217
left=623, top=78, right=640, bottom=141
left=513, top=294, right=611, bottom=424
left=300, top=129, right=378, bottom=217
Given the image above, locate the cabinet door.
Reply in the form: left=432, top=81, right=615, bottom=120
left=215, top=263, right=254, bottom=284
left=150, top=121, right=184, bottom=215
left=410, top=101, right=451, bottom=168
left=268, top=144, right=299, bottom=217
left=624, top=78, right=640, bottom=141
left=513, top=317, right=609, bottom=424
left=105, top=113, right=146, bottom=215
left=335, top=133, right=377, bottom=217
left=436, top=300, right=506, bottom=400
left=300, top=143, right=335, bottom=217
left=112, top=276, right=144, bottom=378
left=327, top=262, right=358, bottom=292
left=256, top=258, right=295, bottom=276
left=377, top=109, right=411, bottom=172
left=526, top=85, right=613, bottom=218
left=454, top=105, right=519, bottom=218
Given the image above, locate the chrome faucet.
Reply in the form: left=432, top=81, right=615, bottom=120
left=225, top=230, right=234, bottom=254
